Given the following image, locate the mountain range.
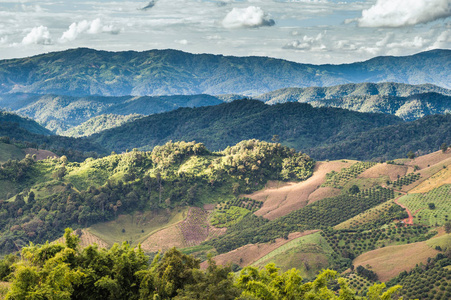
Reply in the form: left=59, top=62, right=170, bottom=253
left=0, top=48, right=449, bottom=96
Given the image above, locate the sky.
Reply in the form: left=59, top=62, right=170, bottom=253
left=0, top=0, right=450, bottom=64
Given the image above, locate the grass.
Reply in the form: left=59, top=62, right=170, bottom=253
left=411, top=166, right=451, bottom=194
left=398, top=184, right=451, bottom=226
left=252, top=232, right=334, bottom=278
left=88, top=208, right=188, bottom=247
left=426, top=232, right=451, bottom=251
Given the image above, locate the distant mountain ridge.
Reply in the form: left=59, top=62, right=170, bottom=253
left=0, top=48, right=449, bottom=96
left=0, top=93, right=223, bottom=133
left=257, top=82, right=451, bottom=104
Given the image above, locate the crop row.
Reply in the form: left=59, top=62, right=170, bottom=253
left=323, top=162, right=377, bottom=188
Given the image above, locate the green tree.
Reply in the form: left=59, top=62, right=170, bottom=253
left=407, top=151, right=415, bottom=159
left=441, top=143, right=448, bottom=153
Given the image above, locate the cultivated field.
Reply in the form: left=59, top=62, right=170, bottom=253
left=353, top=240, right=439, bottom=282
left=248, top=160, right=355, bottom=220
left=203, top=230, right=317, bottom=269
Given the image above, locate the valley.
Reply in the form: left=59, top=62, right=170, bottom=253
left=0, top=48, right=449, bottom=299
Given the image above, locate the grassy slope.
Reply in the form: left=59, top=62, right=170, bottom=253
left=252, top=232, right=334, bottom=278
left=88, top=208, right=188, bottom=247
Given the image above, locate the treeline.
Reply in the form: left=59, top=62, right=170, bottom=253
left=0, top=229, right=403, bottom=300
left=0, top=140, right=314, bottom=254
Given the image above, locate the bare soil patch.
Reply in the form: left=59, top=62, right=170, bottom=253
left=307, top=187, right=341, bottom=204
left=405, top=149, right=451, bottom=169
left=203, top=230, right=318, bottom=269
left=248, top=161, right=355, bottom=220
left=353, top=241, right=439, bottom=282
left=410, top=166, right=451, bottom=194
left=24, top=148, right=58, bottom=160
left=359, top=163, right=407, bottom=181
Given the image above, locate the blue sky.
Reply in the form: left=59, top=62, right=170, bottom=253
left=0, top=0, right=450, bottom=64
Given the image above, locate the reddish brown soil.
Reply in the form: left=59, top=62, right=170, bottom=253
left=247, top=161, right=354, bottom=220
left=24, top=148, right=58, bottom=160
left=359, top=163, right=407, bottom=181
left=202, top=230, right=318, bottom=269
left=353, top=241, right=439, bottom=282
left=393, top=192, right=413, bottom=225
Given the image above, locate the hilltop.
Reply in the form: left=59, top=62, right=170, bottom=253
left=0, top=48, right=449, bottom=96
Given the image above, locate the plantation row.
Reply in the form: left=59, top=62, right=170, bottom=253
left=323, top=161, right=377, bottom=188
left=390, top=173, right=421, bottom=188
left=399, top=184, right=451, bottom=226
left=221, top=197, right=263, bottom=212
left=321, top=224, right=433, bottom=258
left=208, top=187, right=395, bottom=253
left=388, top=254, right=451, bottom=300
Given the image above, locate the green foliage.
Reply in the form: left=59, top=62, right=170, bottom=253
left=210, top=206, right=252, bottom=228
left=1, top=233, right=403, bottom=299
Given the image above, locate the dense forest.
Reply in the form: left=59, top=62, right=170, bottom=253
left=88, top=100, right=402, bottom=155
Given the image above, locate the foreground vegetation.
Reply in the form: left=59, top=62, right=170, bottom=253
left=0, top=229, right=403, bottom=300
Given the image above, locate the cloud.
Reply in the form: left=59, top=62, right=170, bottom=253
left=59, top=19, right=120, bottom=42
left=22, top=26, right=52, bottom=45
left=357, top=0, right=451, bottom=27
left=283, top=32, right=327, bottom=51
left=222, top=6, right=275, bottom=29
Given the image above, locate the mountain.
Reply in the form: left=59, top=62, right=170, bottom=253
left=0, top=110, right=52, bottom=136
left=257, top=82, right=451, bottom=104
left=0, top=93, right=224, bottom=133
left=62, top=114, right=143, bottom=137
left=88, top=99, right=402, bottom=153
left=0, top=48, right=449, bottom=96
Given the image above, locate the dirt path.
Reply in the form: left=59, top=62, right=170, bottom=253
left=393, top=190, right=413, bottom=225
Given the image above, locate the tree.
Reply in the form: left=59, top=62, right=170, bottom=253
left=349, top=185, right=360, bottom=195
left=441, top=143, right=448, bottom=153
left=428, top=203, right=436, bottom=210
left=444, top=221, right=451, bottom=234
left=407, top=151, right=415, bottom=159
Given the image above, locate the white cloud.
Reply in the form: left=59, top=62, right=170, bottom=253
left=0, top=36, right=7, bottom=44
left=59, top=18, right=120, bottom=43
left=222, top=6, right=275, bottom=29
left=22, top=26, right=52, bottom=45
left=283, top=32, right=327, bottom=51
left=358, top=0, right=451, bottom=27
left=175, top=39, right=188, bottom=45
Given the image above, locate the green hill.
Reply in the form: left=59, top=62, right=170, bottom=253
left=88, top=99, right=402, bottom=154
left=0, top=48, right=449, bottom=96
left=62, top=114, right=143, bottom=137
left=0, top=110, right=52, bottom=136
left=309, top=114, right=451, bottom=160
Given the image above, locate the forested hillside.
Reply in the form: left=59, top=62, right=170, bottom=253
left=309, top=114, right=451, bottom=160
left=0, top=48, right=449, bottom=96
left=0, top=110, right=52, bottom=136
left=0, top=140, right=314, bottom=253
left=89, top=99, right=402, bottom=155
